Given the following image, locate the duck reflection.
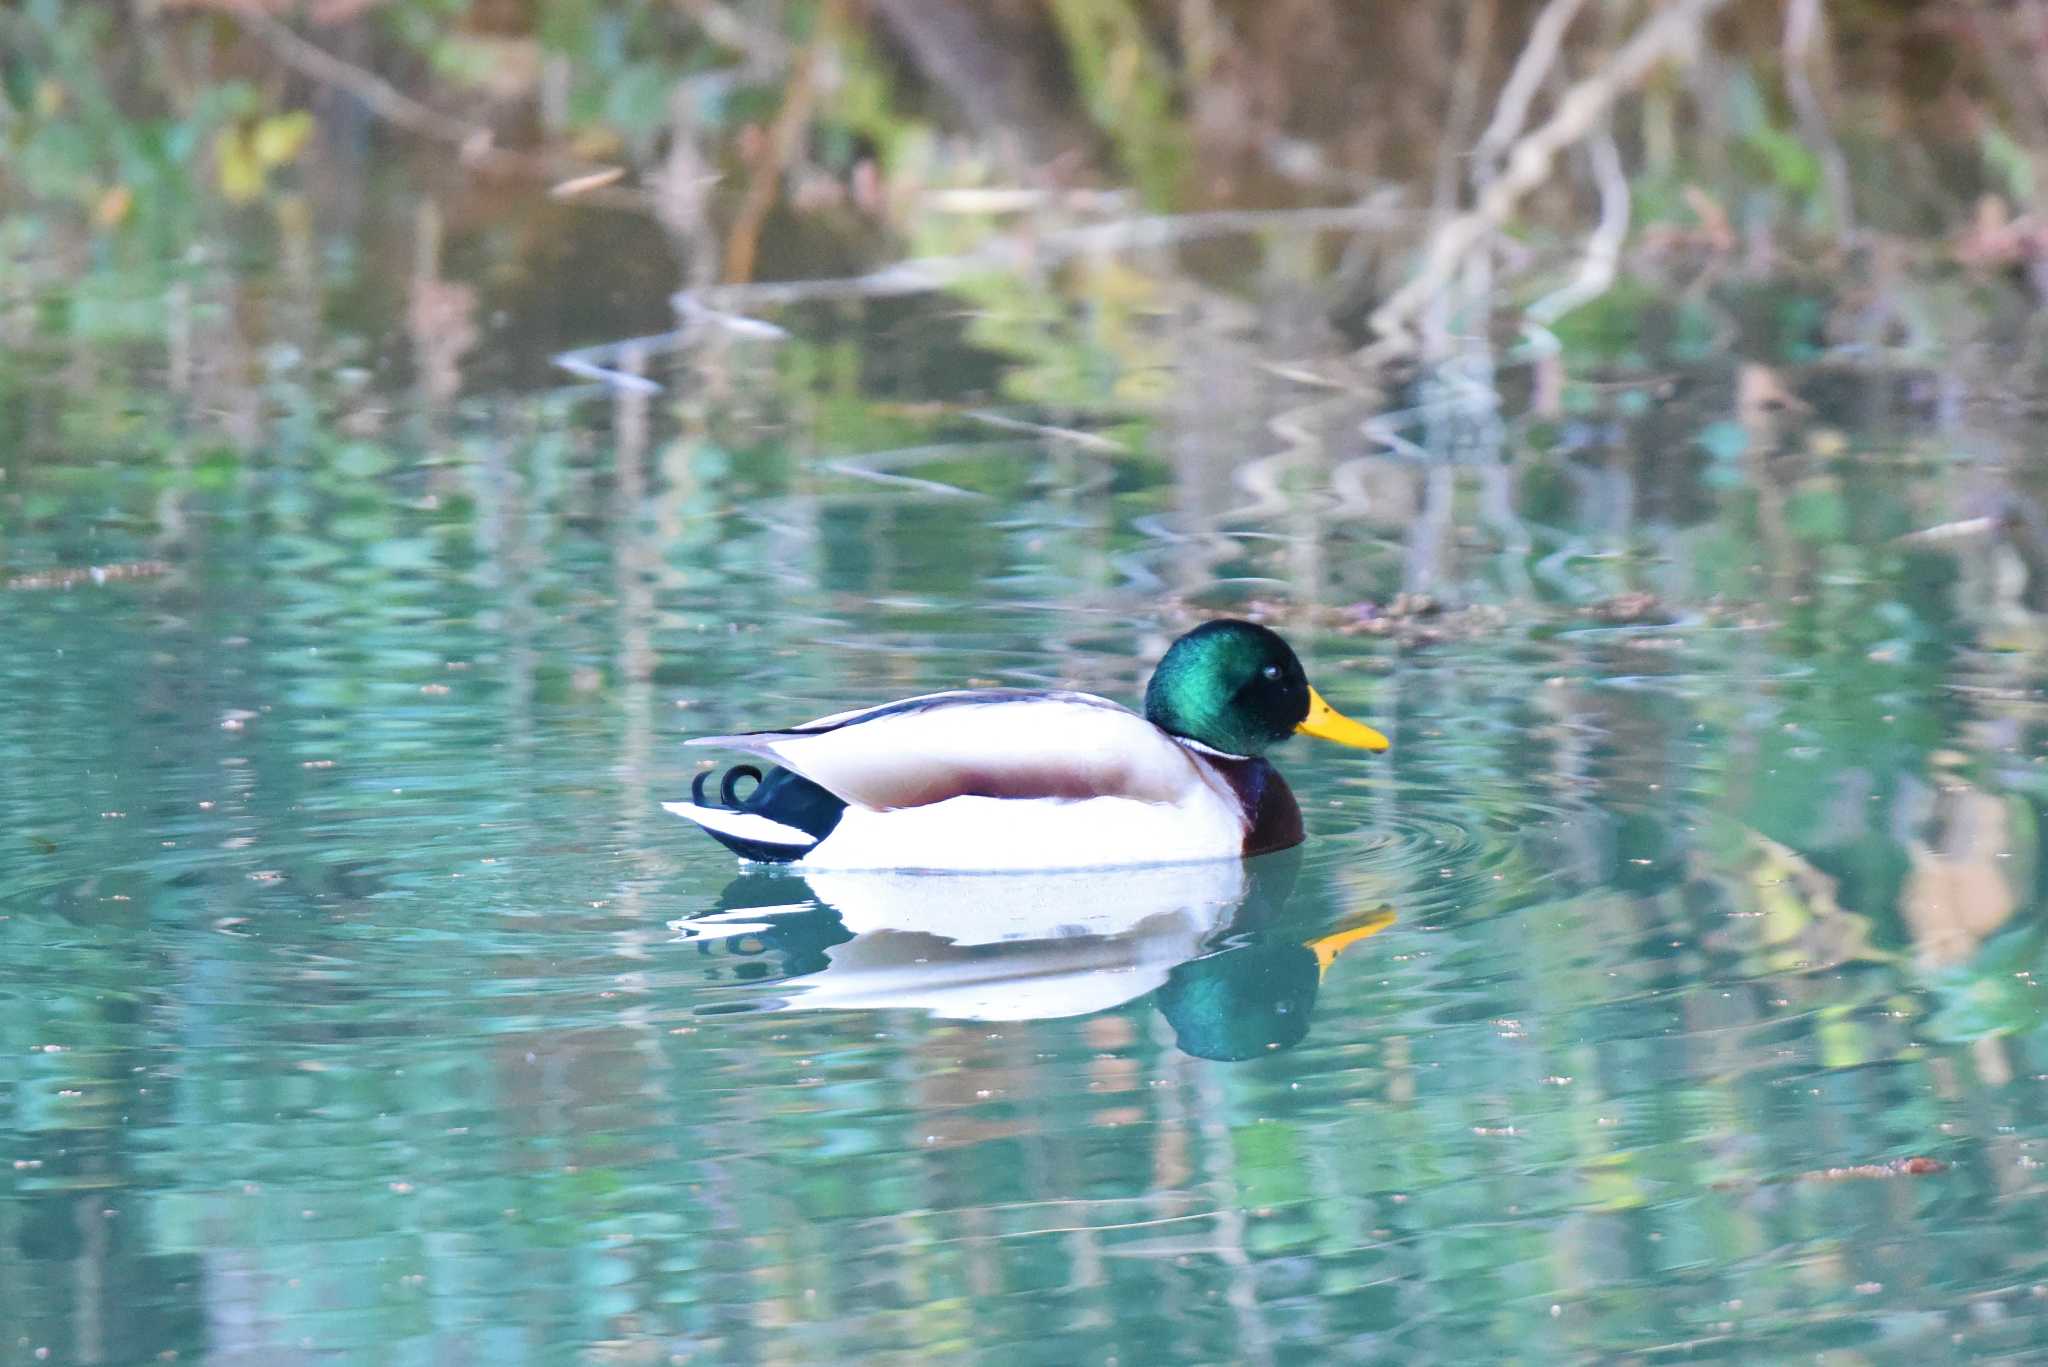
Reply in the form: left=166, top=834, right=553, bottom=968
left=670, top=851, right=1393, bottom=1061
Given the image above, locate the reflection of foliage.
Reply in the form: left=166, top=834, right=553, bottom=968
left=4, top=325, right=2047, bottom=1353
left=1926, top=924, right=2048, bottom=1044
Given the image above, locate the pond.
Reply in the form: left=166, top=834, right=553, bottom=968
left=7, top=203, right=2048, bottom=1364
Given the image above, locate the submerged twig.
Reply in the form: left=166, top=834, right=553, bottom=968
left=685, top=202, right=1411, bottom=319
left=965, top=410, right=1129, bottom=453
left=553, top=330, right=689, bottom=393
left=822, top=444, right=1005, bottom=500
left=548, top=201, right=1415, bottom=392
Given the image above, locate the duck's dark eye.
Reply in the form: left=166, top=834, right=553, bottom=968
left=1261, top=664, right=1282, bottom=681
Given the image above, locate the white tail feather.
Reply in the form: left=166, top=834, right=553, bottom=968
left=661, top=801, right=813, bottom=848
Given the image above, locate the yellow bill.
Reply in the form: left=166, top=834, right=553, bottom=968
left=1296, top=686, right=1390, bottom=751
left=1307, top=908, right=1397, bottom=975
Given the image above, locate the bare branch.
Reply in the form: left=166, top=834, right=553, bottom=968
left=1782, top=0, right=1855, bottom=236
left=1471, top=0, right=1589, bottom=184
left=1526, top=124, right=1629, bottom=325
left=228, top=5, right=620, bottom=188
left=723, top=27, right=826, bottom=284
left=1366, top=0, right=1731, bottom=360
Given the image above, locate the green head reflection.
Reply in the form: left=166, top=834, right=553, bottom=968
left=673, top=850, right=1394, bottom=1060
left=1154, top=906, right=1395, bottom=1061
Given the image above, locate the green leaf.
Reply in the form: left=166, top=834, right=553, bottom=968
left=251, top=110, right=313, bottom=168
left=213, top=123, right=264, bottom=203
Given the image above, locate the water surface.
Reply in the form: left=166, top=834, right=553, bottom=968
left=6, top=220, right=2048, bottom=1364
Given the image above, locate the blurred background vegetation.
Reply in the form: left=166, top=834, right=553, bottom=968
left=12, top=0, right=2048, bottom=348
left=18, top=0, right=2048, bottom=560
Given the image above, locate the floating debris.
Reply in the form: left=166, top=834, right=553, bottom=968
left=1802, top=1156, right=1947, bottom=1181
left=1582, top=591, right=1669, bottom=625
left=1713, top=1155, right=1946, bottom=1190
left=5, top=560, right=172, bottom=591
left=1229, top=594, right=1513, bottom=647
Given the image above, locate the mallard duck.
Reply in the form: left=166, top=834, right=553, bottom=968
left=664, top=619, right=1388, bottom=870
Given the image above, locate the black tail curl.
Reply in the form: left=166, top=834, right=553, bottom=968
left=685, top=762, right=847, bottom=863
left=693, top=763, right=764, bottom=809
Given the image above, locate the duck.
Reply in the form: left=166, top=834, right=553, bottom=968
left=663, top=619, right=1389, bottom=871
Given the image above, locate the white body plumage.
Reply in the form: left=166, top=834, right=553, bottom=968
left=663, top=691, right=1270, bottom=871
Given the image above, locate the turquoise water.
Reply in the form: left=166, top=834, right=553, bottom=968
left=6, top=252, right=2048, bottom=1363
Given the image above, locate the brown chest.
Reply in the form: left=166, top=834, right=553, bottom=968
left=1204, top=756, right=1306, bottom=857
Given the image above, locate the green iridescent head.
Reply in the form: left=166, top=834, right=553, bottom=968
left=1143, top=620, right=1389, bottom=758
